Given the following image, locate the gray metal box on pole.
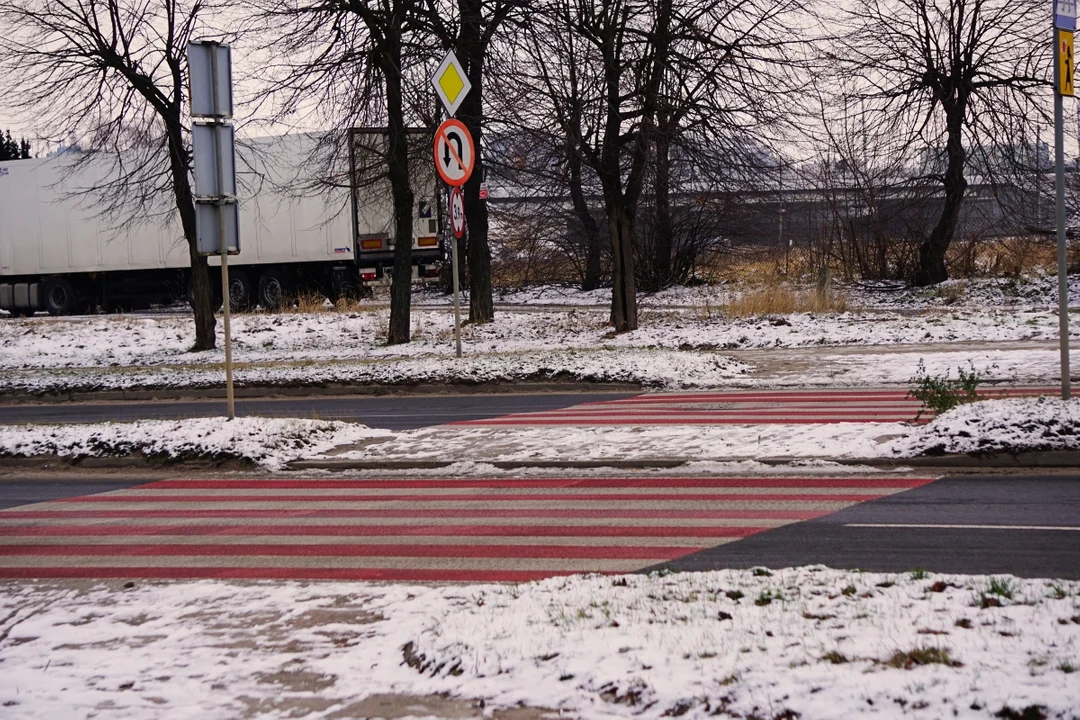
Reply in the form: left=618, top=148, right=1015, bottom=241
left=192, top=123, right=237, bottom=197
left=195, top=201, right=240, bottom=255
left=188, top=42, right=233, bottom=118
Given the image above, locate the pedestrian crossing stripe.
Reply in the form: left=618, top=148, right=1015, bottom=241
left=453, top=387, right=1055, bottom=427
left=0, top=475, right=936, bottom=582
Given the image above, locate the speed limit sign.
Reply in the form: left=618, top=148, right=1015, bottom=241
left=450, top=187, right=466, bottom=238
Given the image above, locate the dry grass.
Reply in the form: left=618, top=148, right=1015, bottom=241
left=885, top=646, right=962, bottom=669
left=723, top=284, right=849, bottom=317
left=244, top=293, right=390, bottom=316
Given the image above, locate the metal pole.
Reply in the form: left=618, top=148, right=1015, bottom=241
left=210, top=46, right=235, bottom=418
left=1055, top=92, right=1072, bottom=400
left=450, top=186, right=463, bottom=358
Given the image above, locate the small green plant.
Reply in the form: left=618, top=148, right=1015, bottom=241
left=986, top=577, right=1015, bottom=600
left=1049, top=584, right=1067, bottom=600
left=841, top=585, right=857, bottom=597
left=908, top=359, right=984, bottom=421
left=725, top=590, right=745, bottom=602
left=752, top=567, right=773, bottom=577
left=1060, top=661, right=1076, bottom=674
left=910, top=569, right=931, bottom=580
left=755, top=589, right=781, bottom=606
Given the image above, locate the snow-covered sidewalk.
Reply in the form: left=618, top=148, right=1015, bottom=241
left=1, top=567, right=1077, bottom=719
left=1, top=296, right=1077, bottom=394
left=1, top=397, right=1077, bottom=469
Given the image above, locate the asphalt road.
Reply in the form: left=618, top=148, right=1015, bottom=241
left=657, top=473, right=1080, bottom=579
left=2, top=472, right=1077, bottom=578
left=0, top=475, right=152, bottom=510
left=0, top=391, right=636, bottom=431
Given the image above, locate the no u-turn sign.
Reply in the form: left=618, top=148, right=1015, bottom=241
left=434, top=119, right=475, bottom=187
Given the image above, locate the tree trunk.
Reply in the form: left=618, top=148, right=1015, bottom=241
left=651, top=105, right=673, bottom=291
left=165, top=111, right=215, bottom=351
left=607, top=201, right=637, bottom=331
left=915, top=112, right=966, bottom=286
left=566, top=135, right=602, bottom=290
left=384, top=34, right=415, bottom=345
left=458, top=0, right=494, bottom=324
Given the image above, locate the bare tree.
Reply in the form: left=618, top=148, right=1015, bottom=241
left=831, top=0, right=1050, bottom=285
left=637, top=0, right=806, bottom=291
left=250, top=0, right=429, bottom=344
left=517, top=0, right=672, bottom=332
left=0, top=0, right=221, bottom=349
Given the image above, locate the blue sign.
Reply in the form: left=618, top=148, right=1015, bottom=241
left=1057, top=0, right=1076, bottom=30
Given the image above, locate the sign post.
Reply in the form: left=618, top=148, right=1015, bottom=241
left=1054, top=1, right=1074, bottom=399
left=189, top=41, right=239, bottom=418
left=449, top=187, right=465, bottom=357
left=431, top=49, right=474, bottom=358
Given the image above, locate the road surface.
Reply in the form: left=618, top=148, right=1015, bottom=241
left=1, top=472, right=1076, bottom=580
left=0, top=391, right=636, bottom=430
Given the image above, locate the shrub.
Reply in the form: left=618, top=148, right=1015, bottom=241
left=908, top=360, right=984, bottom=421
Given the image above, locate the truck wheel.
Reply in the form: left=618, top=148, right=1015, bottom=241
left=228, top=269, right=252, bottom=312
left=257, top=268, right=287, bottom=310
left=42, top=277, right=77, bottom=316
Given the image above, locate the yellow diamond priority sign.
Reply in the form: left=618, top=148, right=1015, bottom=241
left=432, top=50, right=471, bottom=117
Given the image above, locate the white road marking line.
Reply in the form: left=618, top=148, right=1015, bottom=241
left=846, top=523, right=1080, bottom=531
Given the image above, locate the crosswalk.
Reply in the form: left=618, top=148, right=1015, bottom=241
left=0, top=475, right=936, bottom=582
left=454, top=387, right=1055, bottom=427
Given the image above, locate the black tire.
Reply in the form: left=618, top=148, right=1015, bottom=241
left=257, top=267, right=287, bottom=310
left=227, top=268, right=253, bottom=312
left=42, top=277, right=77, bottom=316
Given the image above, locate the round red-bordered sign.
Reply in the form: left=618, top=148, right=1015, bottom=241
left=450, top=187, right=466, bottom=239
left=434, top=119, right=475, bottom=187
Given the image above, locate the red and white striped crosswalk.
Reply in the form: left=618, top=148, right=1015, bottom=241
left=0, top=475, right=936, bottom=582
left=454, top=387, right=1056, bottom=427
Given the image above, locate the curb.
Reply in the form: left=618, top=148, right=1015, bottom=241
left=286, top=451, right=1080, bottom=472
left=4, top=451, right=1080, bottom=474
left=0, top=381, right=643, bottom=405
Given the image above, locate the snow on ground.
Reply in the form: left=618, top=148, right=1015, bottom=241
left=1, top=398, right=1075, bottom=467
left=747, top=347, right=1070, bottom=388
left=1, top=274, right=1076, bottom=393
left=0, top=348, right=750, bottom=394
left=328, top=423, right=909, bottom=463
left=0, top=306, right=1076, bottom=393
left=0, top=418, right=390, bottom=470
left=1, top=305, right=1072, bottom=371
left=424, top=274, right=1080, bottom=310
left=323, top=397, right=1080, bottom=464
left=1, top=568, right=1077, bottom=719
left=891, top=397, right=1080, bottom=457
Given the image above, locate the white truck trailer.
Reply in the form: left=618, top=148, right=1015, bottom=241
left=0, top=131, right=440, bottom=315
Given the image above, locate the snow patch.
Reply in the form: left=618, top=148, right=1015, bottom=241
left=1, top=568, right=1077, bottom=719
left=0, top=417, right=390, bottom=470
left=890, top=397, right=1080, bottom=457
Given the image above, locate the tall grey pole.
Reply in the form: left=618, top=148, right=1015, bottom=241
left=1055, top=30, right=1073, bottom=400
left=450, top=186, right=463, bottom=358
left=210, top=47, right=235, bottom=418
